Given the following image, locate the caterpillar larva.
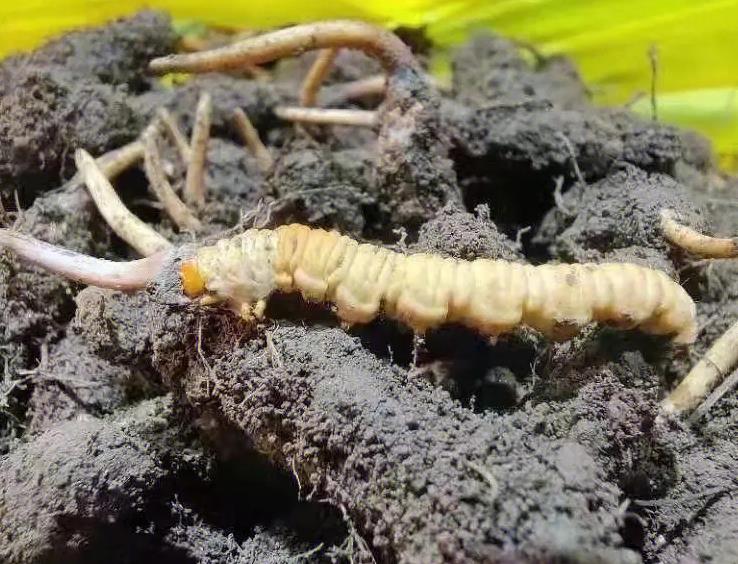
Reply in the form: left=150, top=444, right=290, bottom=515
left=181, top=224, right=698, bottom=343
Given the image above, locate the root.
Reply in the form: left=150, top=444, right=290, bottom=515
left=156, top=107, right=191, bottom=164
left=324, top=74, right=387, bottom=105
left=149, top=20, right=419, bottom=75
left=183, top=92, right=212, bottom=207
left=660, top=209, right=738, bottom=258
left=662, top=319, right=738, bottom=415
left=232, top=107, right=273, bottom=173
left=142, top=125, right=202, bottom=232
left=299, top=48, right=338, bottom=107
left=0, top=229, right=165, bottom=290
left=65, top=140, right=144, bottom=190
left=690, top=368, right=738, bottom=421
left=274, top=106, right=378, bottom=128
left=75, top=149, right=172, bottom=257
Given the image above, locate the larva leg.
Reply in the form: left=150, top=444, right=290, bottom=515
left=183, top=92, right=212, bottom=208
left=231, top=108, right=273, bottom=174
left=299, top=48, right=339, bottom=107
left=75, top=149, right=172, bottom=257
left=660, top=208, right=737, bottom=258
left=141, top=124, right=202, bottom=232
left=274, top=106, right=378, bottom=128
left=662, top=319, right=738, bottom=415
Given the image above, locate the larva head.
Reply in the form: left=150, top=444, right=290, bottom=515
left=180, top=258, right=206, bottom=298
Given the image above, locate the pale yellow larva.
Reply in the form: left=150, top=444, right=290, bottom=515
left=183, top=224, right=697, bottom=344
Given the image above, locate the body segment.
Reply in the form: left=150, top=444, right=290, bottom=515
left=185, top=225, right=697, bottom=343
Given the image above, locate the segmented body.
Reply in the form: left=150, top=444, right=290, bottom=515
left=187, top=224, right=697, bottom=343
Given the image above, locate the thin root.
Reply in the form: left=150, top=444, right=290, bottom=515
left=232, top=107, right=274, bottom=173
left=324, top=74, right=387, bottom=105
left=156, top=107, right=192, bottom=164
left=75, top=149, right=172, bottom=257
left=299, top=48, right=338, bottom=107
left=65, top=140, right=144, bottom=190
left=184, top=92, right=212, bottom=207
left=660, top=209, right=738, bottom=259
left=0, top=229, right=165, bottom=291
left=690, top=367, right=738, bottom=422
left=142, top=125, right=202, bottom=232
left=274, top=106, right=378, bottom=128
left=662, top=319, right=738, bottom=415
left=149, top=20, right=419, bottom=75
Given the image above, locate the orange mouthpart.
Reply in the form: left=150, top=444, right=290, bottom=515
left=180, top=258, right=206, bottom=298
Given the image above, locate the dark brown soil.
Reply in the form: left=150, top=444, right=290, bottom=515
left=0, top=12, right=736, bottom=564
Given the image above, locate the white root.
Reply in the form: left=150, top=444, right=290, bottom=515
left=274, top=106, right=378, bottom=128
left=142, top=126, right=202, bottom=232
left=662, top=319, right=738, bottom=415
left=660, top=209, right=738, bottom=259
left=0, top=229, right=165, bottom=291
left=75, top=149, right=172, bottom=257
left=156, top=107, right=192, bottom=165
left=232, top=107, right=273, bottom=173
left=300, top=48, right=339, bottom=107
left=183, top=92, right=212, bottom=207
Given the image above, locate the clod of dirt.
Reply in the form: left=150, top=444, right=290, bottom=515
left=535, top=163, right=703, bottom=273
left=0, top=396, right=205, bottom=564
left=268, top=137, right=375, bottom=234
left=376, top=68, right=461, bottom=230
left=131, top=74, right=291, bottom=140
left=0, top=11, right=174, bottom=91
left=27, top=333, right=159, bottom=433
left=0, top=11, right=174, bottom=201
left=451, top=32, right=589, bottom=109
left=413, top=202, right=524, bottom=261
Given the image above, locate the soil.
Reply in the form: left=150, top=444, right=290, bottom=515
left=0, top=11, right=736, bottom=564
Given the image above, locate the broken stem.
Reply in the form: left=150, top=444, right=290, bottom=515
left=274, top=106, right=378, bottom=128
left=142, top=126, right=202, bottom=232
left=75, top=149, right=172, bottom=257
left=232, top=107, right=273, bottom=173
left=0, top=229, right=165, bottom=291
left=156, top=107, right=192, bottom=164
left=299, top=47, right=338, bottom=107
left=184, top=92, right=212, bottom=207
left=662, top=319, right=738, bottom=415
left=660, top=209, right=738, bottom=259
left=149, top=20, right=419, bottom=75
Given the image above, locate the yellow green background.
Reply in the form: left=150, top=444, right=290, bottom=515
left=1, top=1, right=737, bottom=169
